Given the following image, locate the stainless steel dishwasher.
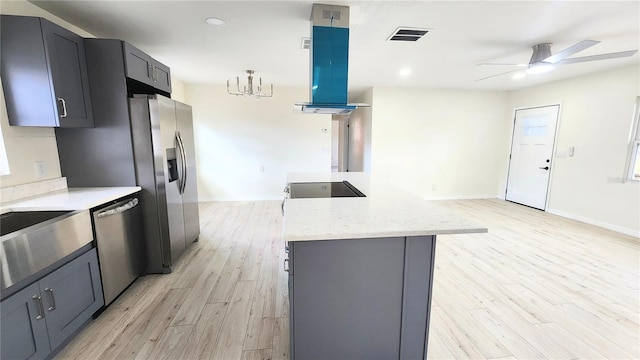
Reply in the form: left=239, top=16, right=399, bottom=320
left=92, top=196, right=146, bottom=305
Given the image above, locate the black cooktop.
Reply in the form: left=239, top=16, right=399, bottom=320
left=289, top=181, right=366, bottom=199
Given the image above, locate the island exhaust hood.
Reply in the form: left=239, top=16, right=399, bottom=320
left=296, top=4, right=367, bottom=115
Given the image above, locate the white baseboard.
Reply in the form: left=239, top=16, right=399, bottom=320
left=422, top=194, right=499, bottom=201
left=198, top=196, right=283, bottom=202
left=546, top=207, right=640, bottom=238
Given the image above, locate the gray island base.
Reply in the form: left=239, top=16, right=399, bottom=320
left=283, top=172, right=487, bottom=360
left=289, top=235, right=436, bottom=360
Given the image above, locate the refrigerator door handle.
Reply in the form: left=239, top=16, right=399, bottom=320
left=176, top=132, right=188, bottom=195
left=175, top=132, right=183, bottom=194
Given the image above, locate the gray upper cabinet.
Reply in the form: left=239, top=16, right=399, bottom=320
left=123, top=42, right=171, bottom=93
left=0, top=15, right=94, bottom=127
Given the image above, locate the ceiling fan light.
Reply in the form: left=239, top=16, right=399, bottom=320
left=512, top=72, right=526, bottom=79
left=527, top=63, right=554, bottom=74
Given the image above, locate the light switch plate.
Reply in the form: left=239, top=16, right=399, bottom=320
left=35, top=161, right=46, bottom=178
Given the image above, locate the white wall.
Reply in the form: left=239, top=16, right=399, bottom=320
left=331, top=119, right=339, bottom=168
left=508, top=65, right=640, bottom=236
left=171, top=78, right=187, bottom=103
left=349, top=88, right=373, bottom=172
left=0, top=82, right=62, bottom=187
left=369, top=87, right=510, bottom=199
left=185, top=84, right=331, bottom=201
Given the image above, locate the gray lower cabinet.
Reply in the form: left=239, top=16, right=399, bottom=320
left=0, top=15, right=94, bottom=127
left=288, top=236, right=436, bottom=360
left=0, top=283, right=51, bottom=360
left=0, top=249, right=104, bottom=360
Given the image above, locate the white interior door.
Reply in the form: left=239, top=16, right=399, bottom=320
left=506, top=105, right=560, bottom=210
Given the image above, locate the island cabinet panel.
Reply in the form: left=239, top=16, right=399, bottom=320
left=0, top=15, right=94, bottom=127
left=289, top=236, right=436, bottom=360
left=400, top=236, right=436, bottom=359
left=0, top=282, right=51, bottom=360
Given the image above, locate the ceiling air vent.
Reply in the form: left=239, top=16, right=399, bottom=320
left=387, top=27, right=430, bottom=42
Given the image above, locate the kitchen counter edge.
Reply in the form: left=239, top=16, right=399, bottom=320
left=283, top=172, right=488, bottom=242
left=1, top=187, right=142, bottom=213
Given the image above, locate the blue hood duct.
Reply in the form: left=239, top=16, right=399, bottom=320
left=297, top=4, right=366, bottom=115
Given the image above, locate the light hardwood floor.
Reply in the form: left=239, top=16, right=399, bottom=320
left=55, top=199, right=639, bottom=360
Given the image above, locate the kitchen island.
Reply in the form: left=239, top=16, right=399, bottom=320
left=283, top=172, right=487, bottom=360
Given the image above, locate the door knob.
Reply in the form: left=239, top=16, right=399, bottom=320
left=539, top=166, right=549, bottom=170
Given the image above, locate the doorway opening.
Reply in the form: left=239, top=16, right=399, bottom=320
left=331, top=115, right=349, bottom=172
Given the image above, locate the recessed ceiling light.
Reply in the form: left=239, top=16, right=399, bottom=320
left=205, top=17, right=226, bottom=26
left=399, top=68, right=411, bottom=76
left=512, top=72, right=526, bottom=79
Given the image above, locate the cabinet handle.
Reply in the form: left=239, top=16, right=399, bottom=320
left=44, top=288, right=56, bottom=311
left=32, top=295, right=45, bottom=320
left=152, top=66, right=157, bottom=82
left=57, top=97, right=68, bottom=118
left=284, top=258, right=289, bottom=272
left=148, top=64, right=153, bottom=79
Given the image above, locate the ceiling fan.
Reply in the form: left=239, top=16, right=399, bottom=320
left=476, top=40, right=638, bottom=81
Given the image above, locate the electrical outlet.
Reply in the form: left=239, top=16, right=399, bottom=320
left=431, top=183, right=437, bottom=190
left=35, top=161, right=46, bottom=178
left=260, top=165, right=265, bottom=173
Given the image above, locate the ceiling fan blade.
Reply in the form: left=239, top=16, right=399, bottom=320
left=477, top=63, right=528, bottom=66
left=476, top=68, right=525, bottom=81
left=544, top=40, right=600, bottom=64
left=556, top=50, right=638, bottom=65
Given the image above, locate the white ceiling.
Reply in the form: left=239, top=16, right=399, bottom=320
left=30, top=1, right=640, bottom=99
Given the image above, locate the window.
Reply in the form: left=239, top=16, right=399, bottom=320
left=627, top=97, right=640, bottom=181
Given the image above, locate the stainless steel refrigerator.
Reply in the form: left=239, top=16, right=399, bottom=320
left=56, top=94, right=199, bottom=274
left=128, top=95, right=200, bottom=273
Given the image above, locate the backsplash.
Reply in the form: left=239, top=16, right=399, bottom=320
left=0, top=177, right=67, bottom=204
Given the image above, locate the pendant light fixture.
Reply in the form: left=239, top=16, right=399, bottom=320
left=227, top=70, right=273, bottom=98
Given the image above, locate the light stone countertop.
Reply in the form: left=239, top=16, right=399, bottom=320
left=1, top=187, right=142, bottom=213
left=283, top=172, right=487, bottom=242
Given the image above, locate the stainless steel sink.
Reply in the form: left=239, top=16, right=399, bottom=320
left=0, top=210, right=93, bottom=297
left=0, top=211, right=73, bottom=236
